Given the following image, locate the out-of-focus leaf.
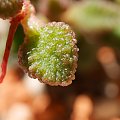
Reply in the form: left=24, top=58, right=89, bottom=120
left=62, top=1, right=120, bottom=34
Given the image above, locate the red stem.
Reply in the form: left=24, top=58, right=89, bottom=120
left=0, top=1, right=30, bottom=83
left=0, top=21, right=19, bottom=83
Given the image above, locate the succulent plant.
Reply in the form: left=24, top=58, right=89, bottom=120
left=0, top=0, right=78, bottom=86
left=0, top=0, right=23, bottom=19
left=19, top=21, right=78, bottom=86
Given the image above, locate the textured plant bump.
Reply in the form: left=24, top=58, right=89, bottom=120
left=0, top=0, right=23, bottom=19
left=18, top=22, right=78, bottom=86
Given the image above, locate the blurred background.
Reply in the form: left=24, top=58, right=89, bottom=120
left=1, top=0, right=120, bottom=120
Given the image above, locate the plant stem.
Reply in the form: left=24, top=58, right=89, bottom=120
left=0, top=20, right=19, bottom=83
left=0, top=0, right=32, bottom=83
left=0, top=1, right=28, bottom=83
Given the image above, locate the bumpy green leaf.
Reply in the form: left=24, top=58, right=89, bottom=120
left=0, top=0, right=23, bottom=19
left=19, top=22, right=78, bottom=86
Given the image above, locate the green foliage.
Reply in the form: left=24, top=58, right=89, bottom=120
left=63, top=1, right=120, bottom=34
left=19, top=22, right=78, bottom=86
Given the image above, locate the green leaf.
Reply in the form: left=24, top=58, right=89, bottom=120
left=18, top=22, right=78, bottom=86
left=63, top=1, right=120, bottom=34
